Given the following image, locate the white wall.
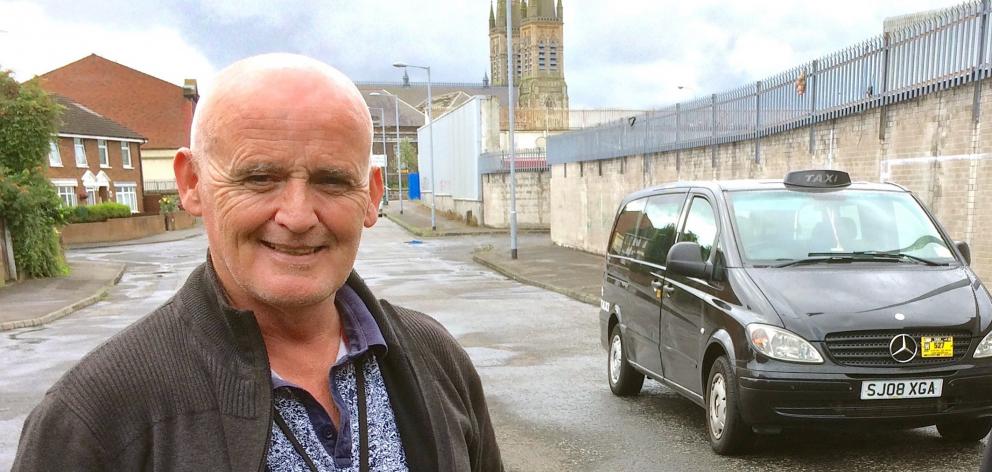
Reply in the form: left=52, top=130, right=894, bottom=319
left=417, top=97, right=484, bottom=201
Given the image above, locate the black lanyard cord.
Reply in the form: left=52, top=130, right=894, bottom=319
left=271, top=356, right=370, bottom=472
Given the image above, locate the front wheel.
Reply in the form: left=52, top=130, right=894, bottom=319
left=608, top=325, right=644, bottom=396
left=706, top=356, right=754, bottom=455
left=937, top=418, right=992, bottom=442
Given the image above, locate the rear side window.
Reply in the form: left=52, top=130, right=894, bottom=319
left=638, top=194, right=685, bottom=265
left=609, top=198, right=647, bottom=257
left=680, top=197, right=718, bottom=261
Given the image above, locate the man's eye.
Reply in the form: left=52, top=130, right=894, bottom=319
left=245, top=174, right=276, bottom=184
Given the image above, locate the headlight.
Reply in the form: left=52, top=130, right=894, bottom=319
left=975, top=331, right=992, bottom=358
left=747, top=323, right=823, bottom=364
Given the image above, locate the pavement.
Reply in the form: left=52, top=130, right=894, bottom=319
left=385, top=200, right=604, bottom=306
left=383, top=200, right=549, bottom=237
left=0, top=226, right=204, bottom=331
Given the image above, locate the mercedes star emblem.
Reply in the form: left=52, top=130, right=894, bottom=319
left=889, top=334, right=918, bottom=363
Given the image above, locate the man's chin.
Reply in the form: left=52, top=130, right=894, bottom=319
left=245, top=279, right=337, bottom=310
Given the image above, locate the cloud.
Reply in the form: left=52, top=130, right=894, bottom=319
left=0, top=2, right=217, bottom=91
left=0, top=0, right=970, bottom=110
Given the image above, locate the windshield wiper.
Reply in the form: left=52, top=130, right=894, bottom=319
left=844, top=251, right=946, bottom=266
left=773, top=251, right=946, bottom=268
left=772, top=254, right=856, bottom=268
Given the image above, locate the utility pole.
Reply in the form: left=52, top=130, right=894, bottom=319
left=506, top=0, right=518, bottom=260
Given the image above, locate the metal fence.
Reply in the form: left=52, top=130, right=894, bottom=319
left=479, top=148, right=550, bottom=174
left=143, top=180, right=178, bottom=192
left=499, top=108, right=649, bottom=131
left=549, top=0, right=992, bottom=164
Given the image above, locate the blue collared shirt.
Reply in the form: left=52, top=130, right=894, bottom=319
left=266, top=285, right=407, bottom=472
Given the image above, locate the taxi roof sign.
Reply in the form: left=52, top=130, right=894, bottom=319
left=784, top=169, right=852, bottom=188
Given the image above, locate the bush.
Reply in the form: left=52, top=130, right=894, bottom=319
left=66, top=202, right=132, bottom=223
left=0, top=70, right=66, bottom=278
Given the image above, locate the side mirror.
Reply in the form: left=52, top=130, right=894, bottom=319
left=666, top=241, right=712, bottom=279
left=956, top=241, right=971, bottom=266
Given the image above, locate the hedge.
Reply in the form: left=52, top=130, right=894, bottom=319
left=66, top=202, right=133, bottom=223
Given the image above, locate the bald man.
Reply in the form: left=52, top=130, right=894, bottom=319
left=13, top=54, right=502, bottom=472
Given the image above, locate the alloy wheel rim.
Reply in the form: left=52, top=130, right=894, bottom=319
left=709, top=373, right=727, bottom=439
left=609, top=335, right=622, bottom=385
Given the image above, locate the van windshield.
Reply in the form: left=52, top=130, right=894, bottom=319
left=727, top=189, right=956, bottom=266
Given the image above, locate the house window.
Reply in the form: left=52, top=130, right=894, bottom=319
left=121, top=142, right=132, bottom=168
left=74, top=138, right=87, bottom=167
left=98, top=139, right=109, bottom=167
left=48, top=140, right=62, bottom=167
left=86, top=188, right=97, bottom=204
left=56, top=186, right=77, bottom=206
left=51, top=179, right=78, bottom=207
left=115, top=183, right=138, bottom=213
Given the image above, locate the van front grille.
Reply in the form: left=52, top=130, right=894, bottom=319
left=824, top=330, right=971, bottom=367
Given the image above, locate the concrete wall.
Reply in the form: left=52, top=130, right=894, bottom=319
left=550, top=76, right=992, bottom=280
left=482, top=170, right=551, bottom=228
left=61, top=214, right=165, bottom=245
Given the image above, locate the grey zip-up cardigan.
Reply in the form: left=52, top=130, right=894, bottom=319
left=13, top=262, right=503, bottom=471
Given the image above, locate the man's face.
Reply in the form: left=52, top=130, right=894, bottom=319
left=189, top=83, right=378, bottom=310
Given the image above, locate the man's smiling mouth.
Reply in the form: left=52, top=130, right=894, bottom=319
left=261, top=241, right=326, bottom=256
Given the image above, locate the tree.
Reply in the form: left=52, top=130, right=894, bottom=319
left=399, top=139, right=418, bottom=174
left=0, top=70, right=66, bottom=278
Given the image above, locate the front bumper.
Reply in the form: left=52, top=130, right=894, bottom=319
left=737, top=365, right=992, bottom=429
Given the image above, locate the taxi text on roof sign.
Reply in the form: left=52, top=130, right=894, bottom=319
left=784, top=169, right=852, bottom=189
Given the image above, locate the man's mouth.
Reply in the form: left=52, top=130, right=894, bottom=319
left=261, top=241, right=326, bottom=256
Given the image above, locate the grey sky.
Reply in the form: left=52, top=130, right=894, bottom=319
left=0, top=0, right=965, bottom=109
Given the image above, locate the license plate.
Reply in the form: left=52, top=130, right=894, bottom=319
left=921, top=336, right=954, bottom=358
left=860, top=379, right=943, bottom=400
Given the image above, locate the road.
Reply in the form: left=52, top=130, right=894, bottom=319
left=1, top=219, right=988, bottom=470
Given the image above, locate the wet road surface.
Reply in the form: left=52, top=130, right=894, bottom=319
left=1, top=219, right=988, bottom=470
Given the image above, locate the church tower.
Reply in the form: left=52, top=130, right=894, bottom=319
left=490, top=0, right=569, bottom=129
left=489, top=0, right=522, bottom=86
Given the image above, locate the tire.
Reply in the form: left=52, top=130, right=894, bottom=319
left=608, top=324, right=644, bottom=396
left=706, top=356, right=754, bottom=455
left=937, top=417, right=992, bottom=442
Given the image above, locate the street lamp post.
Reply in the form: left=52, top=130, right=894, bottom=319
left=393, top=62, right=435, bottom=231
left=370, top=91, right=404, bottom=214
left=506, top=0, right=518, bottom=259
left=368, top=106, right=388, bottom=208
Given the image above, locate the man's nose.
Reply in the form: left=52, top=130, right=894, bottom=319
left=273, top=178, right=318, bottom=233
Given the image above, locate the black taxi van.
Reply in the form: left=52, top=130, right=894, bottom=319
left=600, top=169, right=992, bottom=455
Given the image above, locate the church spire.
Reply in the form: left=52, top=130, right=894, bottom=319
left=495, top=0, right=506, bottom=31
left=520, top=0, right=528, bottom=18
left=489, top=2, right=496, bottom=30
left=556, top=0, right=563, bottom=19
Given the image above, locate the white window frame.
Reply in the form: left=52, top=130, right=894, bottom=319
left=98, top=139, right=110, bottom=168
left=48, top=139, right=62, bottom=167
left=50, top=179, right=78, bottom=207
left=120, top=142, right=132, bottom=168
left=114, top=182, right=139, bottom=213
left=74, top=138, right=87, bottom=168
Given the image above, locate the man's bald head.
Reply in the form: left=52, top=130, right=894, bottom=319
left=190, top=53, right=373, bottom=171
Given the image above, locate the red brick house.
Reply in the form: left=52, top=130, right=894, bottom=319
left=37, top=54, right=198, bottom=202
left=47, top=95, right=147, bottom=212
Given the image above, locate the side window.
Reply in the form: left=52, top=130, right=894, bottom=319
left=609, top=198, right=646, bottom=257
left=680, top=197, right=718, bottom=261
left=639, top=193, right=685, bottom=265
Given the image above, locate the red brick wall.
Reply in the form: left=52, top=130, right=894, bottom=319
left=39, top=55, right=194, bottom=150
left=46, top=136, right=145, bottom=212
left=61, top=215, right=165, bottom=245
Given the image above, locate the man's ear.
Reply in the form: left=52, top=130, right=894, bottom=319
left=364, top=166, right=385, bottom=227
left=174, top=148, right=203, bottom=216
